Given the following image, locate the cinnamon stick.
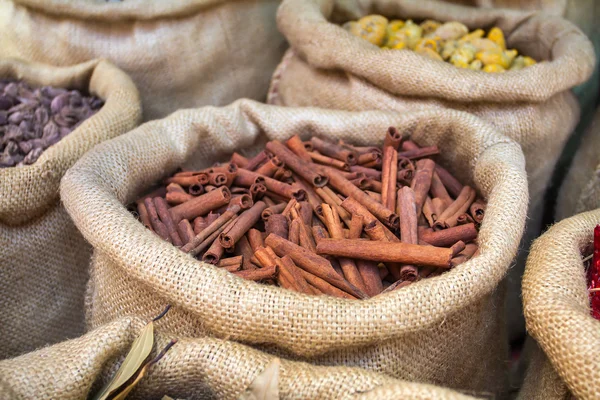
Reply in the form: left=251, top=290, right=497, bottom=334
left=276, top=256, right=313, bottom=295
left=154, top=197, right=183, bottom=246
left=265, top=213, right=289, bottom=240
left=469, top=199, right=486, bottom=224
left=265, top=234, right=367, bottom=299
left=397, top=145, right=439, bottom=160
left=244, top=150, right=269, bottom=171
left=181, top=204, right=241, bottom=254
left=397, top=187, right=419, bottom=281
left=341, top=197, right=398, bottom=242
left=435, top=165, right=463, bottom=198
left=234, top=264, right=278, bottom=281
left=309, top=151, right=348, bottom=170
left=266, top=140, right=328, bottom=187
left=419, top=223, right=478, bottom=247
left=144, top=198, right=170, bottom=242
left=136, top=200, right=153, bottom=233
left=316, top=239, right=453, bottom=269
left=411, top=159, right=435, bottom=218
left=247, top=228, right=265, bottom=251
left=235, top=235, right=257, bottom=270
left=430, top=172, right=452, bottom=206
left=169, top=186, right=231, bottom=222
left=177, top=219, right=195, bottom=245
left=219, top=201, right=267, bottom=249
left=384, top=126, right=402, bottom=150
left=261, top=202, right=287, bottom=220
left=310, top=137, right=357, bottom=166
left=231, top=152, right=249, bottom=168
left=433, top=186, right=477, bottom=230
left=286, top=135, right=312, bottom=162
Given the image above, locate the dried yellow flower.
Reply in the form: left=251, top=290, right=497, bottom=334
left=483, top=64, right=506, bottom=73
left=487, top=27, right=506, bottom=50
left=421, top=20, right=441, bottom=36
left=432, top=22, right=469, bottom=41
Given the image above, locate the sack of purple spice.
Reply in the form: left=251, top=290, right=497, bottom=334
left=0, top=58, right=141, bottom=359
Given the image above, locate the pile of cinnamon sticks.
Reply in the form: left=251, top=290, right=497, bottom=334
left=135, top=128, right=484, bottom=299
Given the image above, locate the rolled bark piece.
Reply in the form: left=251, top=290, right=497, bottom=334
left=310, top=137, right=357, bottom=166
left=450, top=240, right=466, bottom=257
left=315, top=187, right=351, bottom=225
left=451, top=243, right=479, bottom=266
left=193, top=216, right=206, bottom=235
left=261, top=202, right=287, bottom=220
left=309, top=151, right=348, bottom=170
left=166, top=174, right=208, bottom=187
left=326, top=168, right=399, bottom=229
left=422, top=197, right=436, bottom=227
left=419, top=223, right=478, bottom=247
left=177, top=219, right=195, bottom=245
left=166, top=182, right=187, bottom=194
left=244, top=150, right=269, bottom=171
left=292, top=176, right=322, bottom=211
left=153, top=197, right=183, bottom=246
left=277, top=256, right=313, bottom=295
left=266, top=140, right=328, bottom=187
left=256, top=157, right=283, bottom=177
left=397, top=146, right=440, bottom=160
left=469, top=199, right=486, bottom=224
left=434, top=186, right=477, bottom=230
left=312, top=225, right=329, bottom=243
left=401, top=140, right=419, bottom=151
left=348, top=214, right=364, bottom=240
left=265, top=213, right=289, bottom=240
left=357, top=149, right=382, bottom=166
left=286, top=135, right=312, bottom=162
left=181, top=204, right=241, bottom=253
left=350, top=165, right=382, bottom=180
left=231, top=152, right=249, bottom=168
left=321, top=204, right=367, bottom=293
left=144, top=197, right=170, bottom=241
left=254, top=246, right=277, bottom=269
left=384, top=126, right=402, bottom=150
left=265, top=234, right=367, bottom=299
left=381, top=146, right=393, bottom=210
left=217, top=255, right=243, bottom=268
left=397, top=187, right=419, bottom=281
left=219, top=201, right=267, bottom=249
left=316, top=239, right=453, bottom=269
left=296, top=201, right=313, bottom=226
left=234, top=264, right=278, bottom=281
left=411, top=159, right=435, bottom=218
left=381, top=279, right=412, bottom=294
left=235, top=168, right=306, bottom=200
left=246, top=228, right=265, bottom=252
left=298, top=269, right=357, bottom=299
left=169, top=186, right=231, bottom=222
left=435, top=165, right=463, bottom=198
left=137, top=200, right=153, bottom=233
left=235, top=236, right=256, bottom=271
left=347, top=214, right=383, bottom=296
left=288, top=219, right=301, bottom=245
left=341, top=197, right=398, bottom=242
left=430, top=172, right=452, bottom=206
left=188, top=183, right=205, bottom=196
left=203, top=238, right=225, bottom=265
left=166, top=191, right=193, bottom=205
left=431, top=197, right=447, bottom=219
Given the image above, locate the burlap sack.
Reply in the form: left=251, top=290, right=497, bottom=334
left=0, top=58, right=141, bottom=359
left=0, top=0, right=287, bottom=121
left=0, top=316, right=480, bottom=400
left=520, top=208, right=600, bottom=399
left=61, top=99, right=528, bottom=396
left=267, top=0, right=595, bottom=342
left=556, top=107, right=600, bottom=222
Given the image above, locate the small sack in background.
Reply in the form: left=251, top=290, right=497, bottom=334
left=60, top=100, right=528, bottom=396
left=267, top=0, right=596, bottom=342
left=0, top=58, right=141, bottom=359
left=520, top=208, right=600, bottom=400
left=0, top=316, right=481, bottom=400
left=556, top=107, right=600, bottom=221
left=0, top=0, right=288, bottom=121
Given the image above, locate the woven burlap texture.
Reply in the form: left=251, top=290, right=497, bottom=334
left=268, top=0, right=595, bottom=343
left=522, top=208, right=600, bottom=399
left=556, top=107, right=600, bottom=221
left=0, top=58, right=141, bottom=359
left=0, top=317, right=479, bottom=400
left=0, top=0, right=287, bottom=121
left=61, top=99, right=527, bottom=395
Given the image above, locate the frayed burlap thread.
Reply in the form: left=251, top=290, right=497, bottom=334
left=0, top=317, right=479, bottom=400
left=0, top=0, right=287, bottom=121
left=522, top=208, right=600, bottom=399
left=268, top=0, right=595, bottom=343
left=556, top=107, right=600, bottom=221
left=0, top=58, right=141, bottom=359
left=61, top=100, right=528, bottom=396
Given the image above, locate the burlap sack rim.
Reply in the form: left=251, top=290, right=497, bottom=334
left=62, top=100, right=527, bottom=357
left=0, top=58, right=141, bottom=226
left=522, top=208, right=600, bottom=399
left=0, top=315, right=479, bottom=400
left=276, top=0, right=595, bottom=103
left=10, top=0, right=229, bottom=21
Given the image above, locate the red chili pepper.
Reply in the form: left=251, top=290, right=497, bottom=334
left=587, top=225, right=600, bottom=319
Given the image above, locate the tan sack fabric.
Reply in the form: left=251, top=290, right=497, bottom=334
left=0, top=58, right=141, bottom=360
left=0, top=0, right=287, bottom=121
left=557, top=107, right=600, bottom=221
left=522, top=208, right=600, bottom=399
left=517, top=339, right=570, bottom=400
left=61, top=100, right=528, bottom=396
left=0, top=316, right=480, bottom=400
left=267, top=0, right=595, bottom=342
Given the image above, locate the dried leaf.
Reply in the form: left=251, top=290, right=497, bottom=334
left=92, top=321, right=154, bottom=400
left=239, top=359, right=280, bottom=400
left=111, top=340, right=177, bottom=400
